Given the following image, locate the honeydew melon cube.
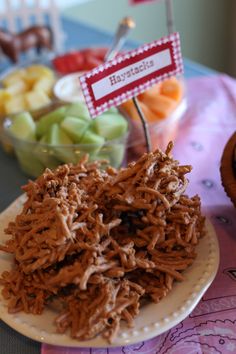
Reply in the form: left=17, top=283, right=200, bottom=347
left=106, top=144, right=126, bottom=168
left=105, top=107, right=118, bottom=114
left=92, top=113, right=128, bottom=140
left=33, top=134, right=61, bottom=170
left=4, top=94, right=26, bottom=115
left=9, top=112, right=36, bottom=141
left=48, top=124, right=76, bottom=164
left=36, top=106, right=68, bottom=137
left=61, top=116, right=89, bottom=143
left=48, top=123, right=72, bottom=145
left=16, top=148, right=44, bottom=177
left=93, top=143, right=125, bottom=168
left=40, top=133, right=49, bottom=144
left=79, top=130, right=105, bottom=154
left=25, top=90, right=51, bottom=111
left=66, top=102, right=91, bottom=121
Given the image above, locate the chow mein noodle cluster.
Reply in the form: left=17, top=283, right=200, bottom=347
left=0, top=143, right=205, bottom=343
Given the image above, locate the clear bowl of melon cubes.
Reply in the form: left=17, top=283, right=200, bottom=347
left=3, top=101, right=129, bottom=178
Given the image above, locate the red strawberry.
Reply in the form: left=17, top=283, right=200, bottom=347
left=64, top=55, right=78, bottom=73
left=83, top=55, right=103, bottom=70
left=73, top=52, right=84, bottom=71
left=92, top=47, right=108, bottom=61
left=52, top=56, right=69, bottom=74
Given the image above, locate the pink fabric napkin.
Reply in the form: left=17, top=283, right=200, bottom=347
left=42, top=74, right=236, bottom=354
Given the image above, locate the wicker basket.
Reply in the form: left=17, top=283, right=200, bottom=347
left=220, top=132, right=236, bottom=207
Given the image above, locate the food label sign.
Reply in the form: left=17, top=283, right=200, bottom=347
left=79, top=32, right=183, bottom=118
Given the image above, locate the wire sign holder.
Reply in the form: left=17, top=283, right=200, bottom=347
left=80, top=5, right=182, bottom=154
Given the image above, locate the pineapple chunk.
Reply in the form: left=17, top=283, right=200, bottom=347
left=2, top=69, right=26, bottom=87
left=5, top=80, right=28, bottom=95
left=0, top=90, right=11, bottom=115
left=25, top=65, right=54, bottom=86
left=0, top=89, right=11, bottom=99
left=0, top=104, right=5, bottom=116
left=33, top=77, right=55, bottom=96
left=4, top=95, right=26, bottom=115
left=26, top=65, right=54, bottom=78
left=25, top=90, right=51, bottom=111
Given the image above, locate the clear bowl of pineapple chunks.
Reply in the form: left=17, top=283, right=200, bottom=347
left=3, top=101, right=129, bottom=178
left=0, top=64, right=56, bottom=114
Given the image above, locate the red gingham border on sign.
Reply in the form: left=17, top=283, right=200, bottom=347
left=79, top=32, right=183, bottom=118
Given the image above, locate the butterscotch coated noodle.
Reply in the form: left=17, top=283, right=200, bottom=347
left=0, top=143, right=205, bottom=343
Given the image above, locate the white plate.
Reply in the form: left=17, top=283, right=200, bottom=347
left=0, top=195, right=220, bottom=348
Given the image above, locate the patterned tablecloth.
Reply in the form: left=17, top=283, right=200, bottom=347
left=5, top=73, right=234, bottom=354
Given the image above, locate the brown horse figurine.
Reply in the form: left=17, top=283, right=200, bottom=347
left=0, top=25, right=53, bottom=63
